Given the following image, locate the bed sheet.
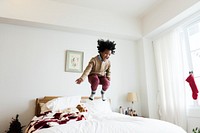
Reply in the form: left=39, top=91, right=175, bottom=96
left=32, top=112, right=186, bottom=133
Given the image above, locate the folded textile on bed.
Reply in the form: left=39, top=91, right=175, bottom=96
left=25, top=111, right=86, bottom=133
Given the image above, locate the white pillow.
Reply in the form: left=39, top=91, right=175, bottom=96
left=84, top=99, right=112, bottom=114
left=46, top=96, right=81, bottom=112
left=62, top=107, right=79, bottom=113
left=40, top=103, right=51, bottom=113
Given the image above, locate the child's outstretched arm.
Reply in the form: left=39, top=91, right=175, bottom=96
left=75, top=58, right=94, bottom=84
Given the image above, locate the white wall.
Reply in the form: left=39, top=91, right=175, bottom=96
left=137, top=39, right=149, bottom=117
left=137, top=38, right=159, bottom=119
left=0, top=23, right=140, bottom=132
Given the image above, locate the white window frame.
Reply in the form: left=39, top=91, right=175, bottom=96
left=183, top=19, right=200, bottom=107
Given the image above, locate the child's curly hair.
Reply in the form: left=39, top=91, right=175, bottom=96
left=97, top=39, right=116, bottom=54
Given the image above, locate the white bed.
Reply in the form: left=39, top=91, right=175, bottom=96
left=25, top=96, right=187, bottom=133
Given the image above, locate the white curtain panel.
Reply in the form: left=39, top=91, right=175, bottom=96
left=153, top=29, right=187, bottom=130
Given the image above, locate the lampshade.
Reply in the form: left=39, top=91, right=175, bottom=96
left=127, top=92, right=137, bottom=102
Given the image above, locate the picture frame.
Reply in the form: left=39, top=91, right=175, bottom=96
left=65, top=50, right=84, bottom=73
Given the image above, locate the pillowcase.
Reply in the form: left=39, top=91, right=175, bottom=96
left=40, top=103, right=51, bottom=113
left=46, top=96, right=81, bottom=112
left=62, top=107, right=79, bottom=113
left=84, top=99, right=112, bottom=114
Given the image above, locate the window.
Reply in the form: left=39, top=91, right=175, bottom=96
left=186, top=21, right=200, bottom=106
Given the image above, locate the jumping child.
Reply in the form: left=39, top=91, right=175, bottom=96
left=75, top=39, right=116, bottom=101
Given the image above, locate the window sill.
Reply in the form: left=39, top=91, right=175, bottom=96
left=187, top=106, right=200, bottom=117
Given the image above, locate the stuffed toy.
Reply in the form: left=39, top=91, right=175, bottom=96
left=76, top=104, right=87, bottom=112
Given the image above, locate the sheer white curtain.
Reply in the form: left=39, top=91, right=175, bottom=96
left=153, top=28, right=187, bottom=130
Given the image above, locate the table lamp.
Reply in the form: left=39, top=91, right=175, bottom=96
left=127, top=92, right=137, bottom=109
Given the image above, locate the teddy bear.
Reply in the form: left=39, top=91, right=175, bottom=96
left=76, top=104, right=87, bottom=112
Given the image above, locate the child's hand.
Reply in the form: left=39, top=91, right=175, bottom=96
left=75, top=78, right=83, bottom=84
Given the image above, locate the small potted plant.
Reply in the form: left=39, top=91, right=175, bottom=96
left=5, top=114, right=25, bottom=133
left=193, top=127, right=200, bottom=133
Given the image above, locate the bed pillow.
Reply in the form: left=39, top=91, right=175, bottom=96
left=40, top=103, right=51, bottom=113
left=84, top=99, right=112, bottom=114
left=46, top=96, right=81, bottom=112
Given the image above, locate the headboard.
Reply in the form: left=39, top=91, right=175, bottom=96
left=35, top=96, right=58, bottom=116
left=35, top=96, right=102, bottom=116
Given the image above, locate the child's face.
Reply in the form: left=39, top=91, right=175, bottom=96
left=100, top=49, right=111, bottom=61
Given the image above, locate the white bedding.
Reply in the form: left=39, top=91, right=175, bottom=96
left=28, top=97, right=186, bottom=133
left=34, top=112, right=186, bottom=133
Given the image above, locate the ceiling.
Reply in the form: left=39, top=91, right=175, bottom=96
left=51, top=0, right=165, bottom=18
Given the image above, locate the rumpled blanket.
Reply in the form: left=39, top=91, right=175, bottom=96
left=25, top=111, right=86, bottom=133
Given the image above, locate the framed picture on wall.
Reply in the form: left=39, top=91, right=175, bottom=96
left=65, top=50, right=84, bottom=73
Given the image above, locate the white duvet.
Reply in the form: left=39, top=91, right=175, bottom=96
left=34, top=112, right=186, bottom=133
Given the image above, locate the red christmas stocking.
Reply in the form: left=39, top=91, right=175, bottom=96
left=186, top=74, right=199, bottom=100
